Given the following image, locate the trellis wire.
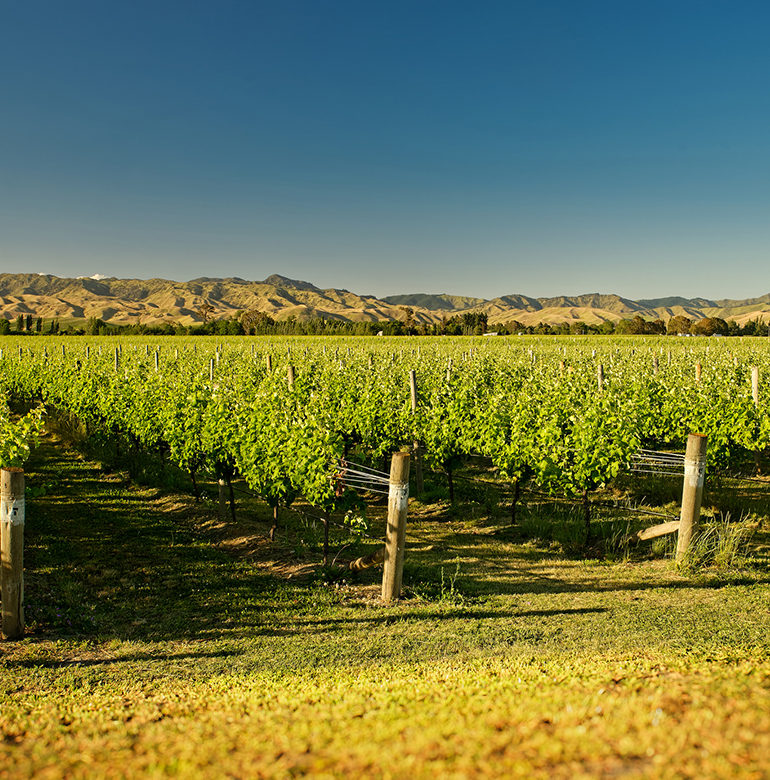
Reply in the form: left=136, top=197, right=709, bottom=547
left=330, top=459, right=391, bottom=495
left=630, top=448, right=685, bottom=477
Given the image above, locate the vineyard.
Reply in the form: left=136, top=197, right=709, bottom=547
left=1, top=335, right=770, bottom=777
left=1, top=335, right=768, bottom=523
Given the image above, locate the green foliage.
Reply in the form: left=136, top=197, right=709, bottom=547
left=0, top=399, right=45, bottom=467
left=1, top=334, right=769, bottom=516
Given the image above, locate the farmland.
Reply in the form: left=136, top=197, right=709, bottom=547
left=1, top=335, right=769, bottom=778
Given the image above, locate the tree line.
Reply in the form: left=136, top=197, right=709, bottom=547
left=1, top=310, right=768, bottom=337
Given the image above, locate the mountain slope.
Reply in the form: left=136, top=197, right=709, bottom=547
left=0, top=273, right=768, bottom=327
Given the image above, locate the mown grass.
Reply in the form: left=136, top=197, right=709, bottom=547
left=1, top=440, right=769, bottom=778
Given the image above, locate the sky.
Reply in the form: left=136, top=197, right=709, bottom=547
left=2, top=0, right=770, bottom=300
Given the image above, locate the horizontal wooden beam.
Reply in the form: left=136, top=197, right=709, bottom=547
left=637, top=521, right=680, bottom=541
left=348, top=546, right=386, bottom=571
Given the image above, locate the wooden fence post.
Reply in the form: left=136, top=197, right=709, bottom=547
left=382, top=452, right=410, bottom=603
left=1, top=468, right=25, bottom=640
left=676, top=433, right=708, bottom=564
left=752, top=367, right=761, bottom=472
left=287, top=365, right=295, bottom=390
left=409, top=370, right=424, bottom=495
left=597, top=363, right=604, bottom=391
left=218, top=478, right=228, bottom=518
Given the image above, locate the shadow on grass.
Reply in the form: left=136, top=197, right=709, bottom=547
left=4, top=648, right=242, bottom=669
left=290, top=606, right=611, bottom=628
left=20, top=441, right=769, bottom=647
left=456, top=572, right=770, bottom=596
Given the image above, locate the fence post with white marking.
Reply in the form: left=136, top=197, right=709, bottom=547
left=1, top=468, right=25, bottom=640
left=676, top=434, right=708, bottom=564
left=382, top=452, right=410, bottom=603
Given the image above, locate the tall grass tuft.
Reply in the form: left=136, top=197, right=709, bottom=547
left=679, top=513, right=758, bottom=571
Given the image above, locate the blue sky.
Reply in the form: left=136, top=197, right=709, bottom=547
left=2, top=1, right=769, bottom=300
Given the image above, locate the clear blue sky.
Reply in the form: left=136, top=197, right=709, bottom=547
left=2, top=1, right=769, bottom=300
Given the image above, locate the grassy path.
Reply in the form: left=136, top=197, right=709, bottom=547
left=0, top=440, right=769, bottom=778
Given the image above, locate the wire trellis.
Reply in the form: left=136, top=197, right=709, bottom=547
left=330, top=459, right=391, bottom=496
left=629, top=448, right=686, bottom=477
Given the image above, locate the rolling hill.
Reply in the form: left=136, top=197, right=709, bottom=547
left=0, top=273, right=769, bottom=327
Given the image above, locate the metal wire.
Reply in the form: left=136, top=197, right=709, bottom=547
left=333, top=466, right=390, bottom=484
left=337, top=459, right=390, bottom=480
left=629, top=467, right=684, bottom=477
left=637, top=448, right=685, bottom=461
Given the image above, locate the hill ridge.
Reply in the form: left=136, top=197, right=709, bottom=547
left=0, top=273, right=768, bottom=327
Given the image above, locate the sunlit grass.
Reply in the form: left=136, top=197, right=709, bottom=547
left=1, top=440, right=768, bottom=778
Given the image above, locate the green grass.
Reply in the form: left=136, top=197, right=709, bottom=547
left=1, top=440, right=769, bottom=778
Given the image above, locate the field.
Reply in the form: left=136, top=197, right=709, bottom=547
left=1, top=336, right=770, bottom=778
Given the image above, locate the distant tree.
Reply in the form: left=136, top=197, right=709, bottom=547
left=740, top=317, right=769, bottom=336
left=615, top=316, right=647, bottom=335
left=196, top=302, right=214, bottom=324
left=597, top=320, right=615, bottom=335
left=35, top=317, right=43, bottom=333
left=667, top=315, right=692, bottom=335
left=241, top=309, right=275, bottom=335
left=461, top=311, right=488, bottom=336
left=0, top=319, right=10, bottom=335
left=691, top=317, right=728, bottom=336
left=727, top=319, right=741, bottom=336
left=15, top=315, right=23, bottom=333
left=383, top=320, right=405, bottom=336
left=86, top=317, right=106, bottom=335
left=399, top=306, right=416, bottom=331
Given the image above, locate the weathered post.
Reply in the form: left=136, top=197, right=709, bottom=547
left=1, top=468, right=25, bottom=640
left=218, top=478, right=228, bottom=518
left=382, top=452, right=410, bottom=603
left=265, top=353, right=272, bottom=372
left=695, top=361, right=702, bottom=383
left=287, top=364, right=295, bottom=390
left=209, top=358, right=215, bottom=383
left=409, top=370, right=424, bottom=494
left=597, top=363, right=604, bottom=392
left=154, top=350, right=159, bottom=372
left=752, top=367, right=761, bottom=472
left=676, top=434, right=708, bottom=564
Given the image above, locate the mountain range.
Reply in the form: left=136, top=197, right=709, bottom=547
left=1, top=273, right=769, bottom=327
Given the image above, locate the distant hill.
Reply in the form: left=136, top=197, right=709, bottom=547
left=382, top=293, right=487, bottom=311
left=0, top=273, right=768, bottom=327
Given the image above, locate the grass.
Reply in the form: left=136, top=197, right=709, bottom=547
left=1, top=439, right=769, bottom=778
